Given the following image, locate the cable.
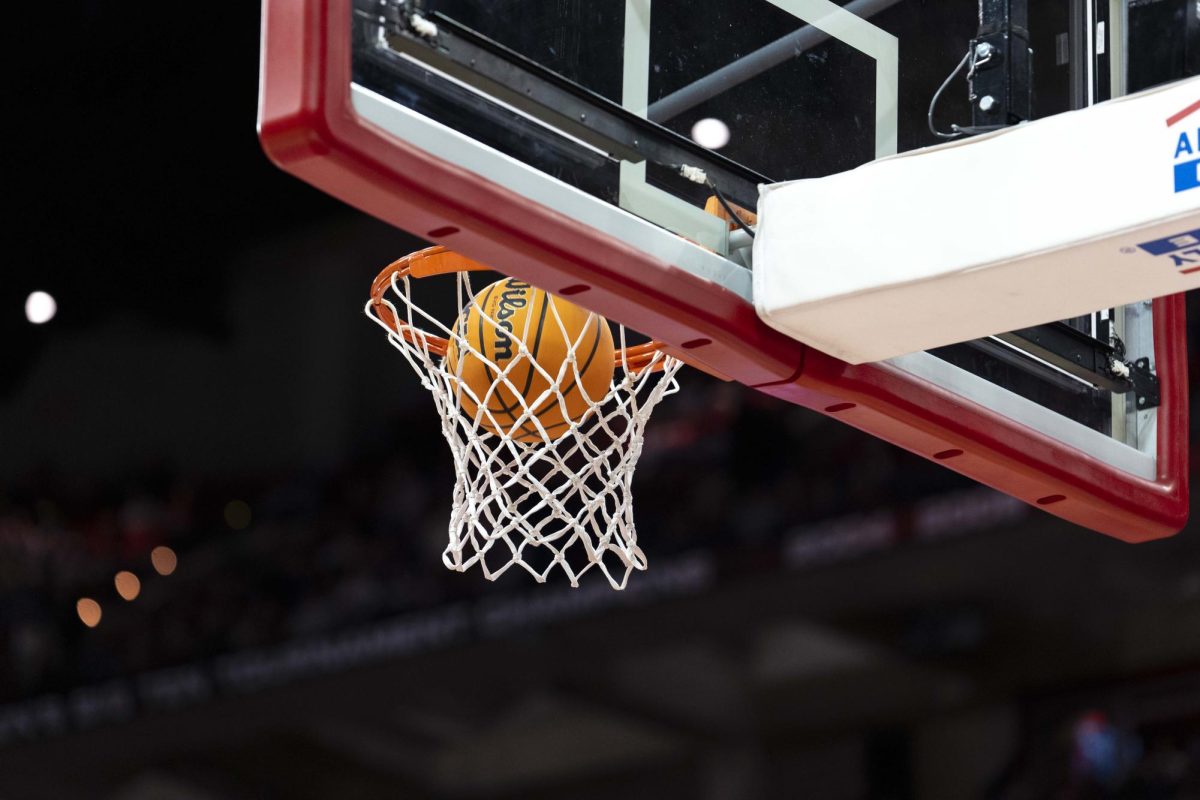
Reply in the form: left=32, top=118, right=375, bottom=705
left=928, top=50, right=972, bottom=139
left=707, top=180, right=756, bottom=240
left=928, top=45, right=1019, bottom=139
left=675, top=164, right=757, bottom=241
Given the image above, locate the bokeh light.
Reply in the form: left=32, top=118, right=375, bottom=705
left=24, top=291, right=57, bottom=324
left=150, top=546, right=178, bottom=576
left=76, top=598, right=102, bottom=628
left=114, top=571, right=141, bottom=601
left=691, top=117, right=731, bottom=149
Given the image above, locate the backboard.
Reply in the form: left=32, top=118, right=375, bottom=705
left=259, top=0, right=1198, bottom=540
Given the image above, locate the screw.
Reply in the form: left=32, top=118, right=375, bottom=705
left=979, top=95, right=997, bottom=112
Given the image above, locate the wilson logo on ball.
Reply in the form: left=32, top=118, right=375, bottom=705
left=492, top=280, right=531, bottom=360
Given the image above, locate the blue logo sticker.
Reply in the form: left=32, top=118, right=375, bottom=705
left=1137, top=229, right=1200, bottom=256
left=1176, top=158, right=1200, bottom=193
left=1169, top=98, right=1200, bottom=192
left=1137, top=229, right=1200, bottom=273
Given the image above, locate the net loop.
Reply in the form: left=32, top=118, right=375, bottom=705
left=366, top=247, right=682, bottom=589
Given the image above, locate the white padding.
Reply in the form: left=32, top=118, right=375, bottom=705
left=753, top=76, right=1200, bottom=364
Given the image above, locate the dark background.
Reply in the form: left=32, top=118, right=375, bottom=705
left=1, top=2, right=1198, bottom=799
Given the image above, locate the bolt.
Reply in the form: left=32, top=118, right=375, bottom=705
left=974, top=42, right=996, bottom=60
left=979, top=95, right=997, bottom=112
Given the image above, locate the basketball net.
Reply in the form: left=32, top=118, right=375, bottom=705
left=366, top=247, right=682, bottom=589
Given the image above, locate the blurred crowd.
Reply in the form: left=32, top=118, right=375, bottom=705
left=0, top=369, right=1198, bottom=794
left=0, top=375, right=960, bottom=703
left=0, top=433, right=449, bottom=704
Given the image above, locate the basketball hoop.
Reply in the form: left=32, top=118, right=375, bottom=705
left=366, top=247, right=682, bottom=589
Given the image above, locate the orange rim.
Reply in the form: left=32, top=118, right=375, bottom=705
left=369, top=246, right=674, bottom=372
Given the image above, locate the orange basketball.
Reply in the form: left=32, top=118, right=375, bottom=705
left=445, top=277, right=615, bottom=442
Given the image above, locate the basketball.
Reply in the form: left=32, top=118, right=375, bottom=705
left=445, top=277, right=615, bottom=441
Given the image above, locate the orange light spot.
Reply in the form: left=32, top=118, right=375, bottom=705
left=151, top=546, right=178, bottom=576
left=114, top=571, right=141, bottom=601
left=76, top=598, right=102, bottom=628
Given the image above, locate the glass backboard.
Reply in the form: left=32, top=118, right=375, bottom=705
left=259, top=0, right=1198, bottom=539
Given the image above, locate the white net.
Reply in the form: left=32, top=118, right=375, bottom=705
left=366, top=249, right=682, bottom=589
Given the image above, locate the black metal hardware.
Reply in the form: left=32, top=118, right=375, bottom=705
left=971, top=0, right=1034, bottom=128
left=991, top=322, right=1159, bottom=408
left=996, top=322, right=1128, bottom=393
left=355, top=4, right=769, bottom=208
left=1130, top=357, right=1160, bottom=410
left=354, top=0, right=408, bottom=28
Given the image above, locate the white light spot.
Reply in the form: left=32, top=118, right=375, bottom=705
left=25, top=291, right=57, bottom=324
left=691, top=118, right=730, bottom=150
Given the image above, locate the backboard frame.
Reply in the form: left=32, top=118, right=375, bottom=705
left=259, top=0, right=1189, bottom=541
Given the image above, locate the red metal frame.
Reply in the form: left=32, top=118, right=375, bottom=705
left=258, top=0, right=1189, bottom=541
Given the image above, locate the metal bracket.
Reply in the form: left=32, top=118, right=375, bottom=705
left=1129, top=357, right=1160, bottom=410
left=996, top=322, right=1131, bottom=393
left=993, top=322, right=1159, bottom=409
left=970, top=0, right=1033, bottom=128
left=354, top=0, right=408, bottom=28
